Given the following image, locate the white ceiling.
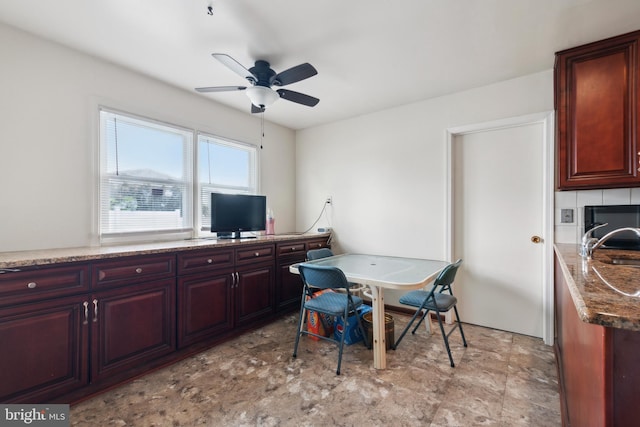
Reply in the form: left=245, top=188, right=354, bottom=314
left=1, top=0, right=639, bottom=130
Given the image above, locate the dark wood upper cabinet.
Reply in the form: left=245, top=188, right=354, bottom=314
left=556, top=30, right=640, bottom=190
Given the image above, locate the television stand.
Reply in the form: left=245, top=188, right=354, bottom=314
left=216, top=231, right=256, bottom=239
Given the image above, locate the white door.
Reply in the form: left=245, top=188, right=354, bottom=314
left=452, top=120, right=547, bottom=338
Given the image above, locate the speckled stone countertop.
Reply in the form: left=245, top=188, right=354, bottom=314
left=555, top=243, right=640, bottom=331
left=0, top=233, right=331, bottom=269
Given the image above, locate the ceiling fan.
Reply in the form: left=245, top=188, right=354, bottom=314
left=195, top=53, right=320, bottom=113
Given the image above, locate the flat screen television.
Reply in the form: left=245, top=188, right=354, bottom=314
left=584, top=205, right=640, bottom=250
left=211, top=193, right=266, bottom=239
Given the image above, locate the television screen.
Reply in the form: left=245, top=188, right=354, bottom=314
left=584, top=205, right=640, bottom=249
left=211, top=193, right=266, bottom=239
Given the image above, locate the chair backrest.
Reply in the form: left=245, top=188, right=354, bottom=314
left=307, top=248, right=334, bottom=260
left=298, top=263, right=351, bottom=291
left=434, top=259, right=463, bottom=290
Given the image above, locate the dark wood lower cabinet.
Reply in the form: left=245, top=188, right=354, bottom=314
left=555, top=254, right=640, bottom=426
left=275, top=237, right=330, bottom=313
left=236, top=262, right=275, bottom=326
left=91, top=279, right=176, bottom=382
left=177, top=270, right=234, bottom=348
left=0, top=234, right=330, bottom=403
left=0, top=295, right=88, bottom=403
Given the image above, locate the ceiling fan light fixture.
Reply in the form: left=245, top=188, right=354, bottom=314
left=246, top=86, right=279, bottom=108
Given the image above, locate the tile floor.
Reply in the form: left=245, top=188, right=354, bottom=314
left=70, top=312, right=561, bottom=426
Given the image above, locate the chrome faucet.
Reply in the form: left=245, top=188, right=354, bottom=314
left=580, top=223, right=607, bottom=258
left=581, top=223, right=640, bottom=258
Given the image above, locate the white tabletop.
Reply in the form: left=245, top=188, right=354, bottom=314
left=292, top=253, right=449, bottom=289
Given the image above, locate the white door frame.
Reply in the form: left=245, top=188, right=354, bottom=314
left=445, top=111, right=555, bottom=345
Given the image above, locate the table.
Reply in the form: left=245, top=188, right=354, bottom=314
left=290, top=253, right=449, bottom=369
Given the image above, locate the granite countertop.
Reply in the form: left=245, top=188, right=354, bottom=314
left=0, top=233, right=331, bottom=269
left=555, top=243, right=640, bottom=331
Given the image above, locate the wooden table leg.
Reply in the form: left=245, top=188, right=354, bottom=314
left=370, top=285, right=386, bottom=369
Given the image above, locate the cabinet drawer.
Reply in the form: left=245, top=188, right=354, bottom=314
left=277, top=242, right=306, bottom=257
left=177, top=249, right=234, bottom=275
left=236, top=245, right=274, bottom=264
left=92, top=254, right=175, bottom=288
left=0, top=264, right=90, bottom=306
left=306, top=238, right=330, bottom=251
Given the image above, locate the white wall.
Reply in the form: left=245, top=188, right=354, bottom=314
left=297, top=70, right=554, bottom=257
left=0, top=23, right=296, bottom=252
left=296, top=70, right=554, bottom=304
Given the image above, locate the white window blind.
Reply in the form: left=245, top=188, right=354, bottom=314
left=99, top=109, right=193, bottom=238
left=198, top=133, right=258, bottom=231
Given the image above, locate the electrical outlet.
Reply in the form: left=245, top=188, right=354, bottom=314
left=560, top=208, right=574, bottom=224
left=326, top=196, right=332, bottom=205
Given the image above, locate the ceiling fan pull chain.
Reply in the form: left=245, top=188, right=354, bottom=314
left=260, top=113, right=264, bottom=150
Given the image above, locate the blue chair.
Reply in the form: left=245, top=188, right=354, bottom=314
left=306, top=248, right=334, bottom=260
left=292, top=263, right=369, bottom=375
left=392, top=259, right=467, bottom=367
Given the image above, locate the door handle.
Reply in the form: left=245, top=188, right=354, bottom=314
left=531, top=235, right=542, bottom=244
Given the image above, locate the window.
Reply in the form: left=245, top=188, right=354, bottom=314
left=99, top=109, right=193, bottom=239
left=98, top=108, right=259, bottom=242
left=198, top=133, right=258, bottom=231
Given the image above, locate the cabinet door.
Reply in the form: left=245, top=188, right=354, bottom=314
left=177, top=270, right=234, bottom=348
left=556, top=31, right=640, bottom=189
left=91, top=278, right=175, bottom=382
left=235, top=263, right=274, bottom=326
left=275, top=242, right=306, bottom=312
left=276, top=257, right=305, bottom=312
left=0, top=295, right=88, bottom=403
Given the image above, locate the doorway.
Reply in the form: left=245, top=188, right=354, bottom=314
left=446, top=112, right=554, bottom=344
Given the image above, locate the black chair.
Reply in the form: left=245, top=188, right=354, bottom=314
left=292, top=263, right=369, bottom=375
left=392, top=259, right=467, bottom=367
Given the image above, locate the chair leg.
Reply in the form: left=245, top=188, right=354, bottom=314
left=435, top=312, right=455, bottom=367
left=392, top=305, right=423, bottom=350
left=336, top=309, right=348, bottom=375
left=292, top=303, right=307, bottom=358
left=411, top=309, right=431, bottom=334
left=453, top=306, right=467, bottom=347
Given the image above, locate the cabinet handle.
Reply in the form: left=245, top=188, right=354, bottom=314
left=92, top=299, right=98, bottom=323
left=83, top=301, right=89, bottom=325
left=235, top=272, right=239, bottom=287
left=0, top=268, right=21, bottom=274
left=255, top=252, right=260, bottom=257
left=207, top=258, right=213, bottom=264
left=27, top=281, right=37, bottom=289
left=135, top=267, right=143, bottom=274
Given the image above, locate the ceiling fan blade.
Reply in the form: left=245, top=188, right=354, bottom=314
left=212, top=53, right=257, bottom=83
left=195, top=86, right=247, bottom=93
left=272, top=63, right=317, bottom=86
left=251, top=104, right=265, bottom=114
left=276, top=89, right=319, bottom=107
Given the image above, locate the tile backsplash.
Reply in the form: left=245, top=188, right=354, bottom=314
left=555, top=188, right=640, bottom=244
